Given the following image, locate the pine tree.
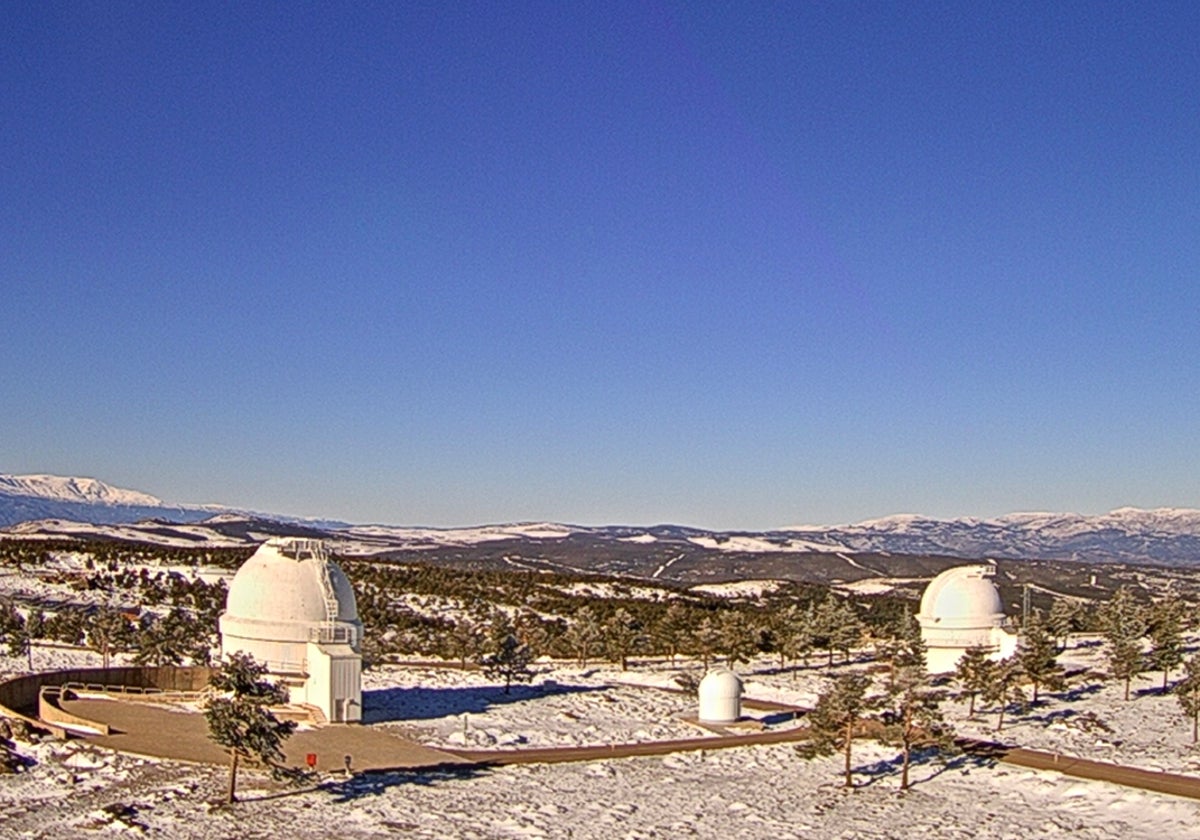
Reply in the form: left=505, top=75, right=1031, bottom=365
left=603, top=608, right=642, bottom=671
left=955, top=648, right=993, bottom=720
left=1047, top=599, right=1080, bottom=652
left=133, top=614, right=185, bottom=667
left=1101, top=587, right=1147, bottom=701
left=563, top=606, right=603, bottom=667
left=876, top=608, right=921, bottom=691
left=1173, top=655, right=1200, bottom=743
left=980, top=657, right=1025, bottom=731
left=798, top=673, right=875, bottom=788
left=653, top=602, right=690, bottom=663
left=814, top=598, right=862, bottom=665
left=1148, top=594, right=1186, bottom=693
left=0, top=603, right=27, bottom=659
left=878, top=634, right=954, bottom=792
left=481, top=614, right=533, bottom=693
left=86, top=605, right=133, bottom=668
left=204, top=652, right=296, bottom=803
left=1017, top=611, right=1063, bottom=703
left=771, top=604, right=814, bottom=675
left=447, top=617, right=483, bottom=669
left=716, top=610, right=754, bottom=667
left=692, top=616, right=721, bottom=670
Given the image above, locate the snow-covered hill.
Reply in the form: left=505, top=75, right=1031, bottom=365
left=0, top=474, right=164, bottom=506
left=0, top=473, right=211, bottom=528
left=780, top=507, right=1200, bottom=565
left=2, top=473, right=1199, bottom=565
left=0, top=473, right=345, bottom=530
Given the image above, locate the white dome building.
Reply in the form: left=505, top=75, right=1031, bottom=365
left=698, top=668, right=743, bottom=724
left=916, top=564, right=1018, bottom=674
left=219, top=538, right=363, bottom=723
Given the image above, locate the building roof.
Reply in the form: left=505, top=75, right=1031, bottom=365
left=224, top=538, right=359, bottom=627
left=916, top=564, right=1006, bottom=626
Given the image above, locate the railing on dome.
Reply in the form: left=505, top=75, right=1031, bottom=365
left=924, top=631, right=1004, bottom=648
left=308, top=625, right=355, bottom=645
left=253, top=658, right=308, bottom=677
left=277, top=538, right=342, bottom=634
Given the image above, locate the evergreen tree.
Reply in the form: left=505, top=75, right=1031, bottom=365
left=480, top=613, right=533, bottom=693
left=563, top=606, right=603, bottom=667
left=814, top=598, right=861, bottom=665
left=692, top=616, right=721, bottom=670
left=603, top=608, right=642, bottom=671
left=24, top=608, right=44, bottom=638
left=204, top=653, right=296, bottom=803
left=1047, top=599, right=1080, bottom=651
left=653, top=602, right=690, bottom=663
left=447, top=617, right=483, bottom=669
left=798, top=673, right=875, bottom=788
left=86, top=606, right=133, bottom=668
left=1017, top=611, right=1064, bottom=703
left=1148, top=594, right=1186, bottom=693
left=878, top=634, right=954, bottom=792
left=716, top=610, right=755, bottom=667
left=1173, top=655, right=1200, bottom=743
left=876, top=608, right=921, bottom=691
left=980, top=657, right=1025, bottom=731
left=1101, top=587, right=1147, bottom=701
left=133, top=613, right=186, bottom=667
left=771, top=604, right=814, bottom=674
left=0, top=603, right=26, bottom=658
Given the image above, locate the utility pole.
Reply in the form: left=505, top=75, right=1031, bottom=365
left=1022, top=584, right=1031, bottom=627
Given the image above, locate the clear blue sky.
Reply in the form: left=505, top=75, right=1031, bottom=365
left=3, top=2, right=1197, bottom=528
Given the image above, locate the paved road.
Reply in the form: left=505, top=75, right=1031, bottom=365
left=957, top=737, right=1200, bottom=801
left=58, top=693, right=1200, bottom=802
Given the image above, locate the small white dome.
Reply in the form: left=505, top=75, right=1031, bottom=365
left=698, top=668, right=742, bottom=724
left=917, top=565, right=1004, bottom=628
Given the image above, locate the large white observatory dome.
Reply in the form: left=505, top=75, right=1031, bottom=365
left=917, top=565, right=1005, bottom=628
left=916, top=564, right=1017, bottom=674
left=224, top=538, right=360, bottom=628
left=219, top=538, right=363, bottom=723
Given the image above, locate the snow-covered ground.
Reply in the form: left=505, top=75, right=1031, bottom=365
left=6, top=641, right=1200, bottom=838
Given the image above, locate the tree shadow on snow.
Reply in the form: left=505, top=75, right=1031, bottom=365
left=1058, top=681, right=1103, bottom=703
left=850, top=746, right=997, bottom=790
left=361, top=681, right=607, bottom=724
left=317, top=762, right=495, bottom=804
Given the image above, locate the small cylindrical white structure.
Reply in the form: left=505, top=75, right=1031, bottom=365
left=698, top=668, right=742, bottom=724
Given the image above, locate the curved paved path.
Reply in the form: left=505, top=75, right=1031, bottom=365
left=59, top=697, right=465, bottom=773
left=58, top=690, right=1200, bottom=803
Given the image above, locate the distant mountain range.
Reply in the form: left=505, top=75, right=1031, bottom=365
left=0, top=473, right=347, bottom=530
left=2, top=473, right=1199, bottom=566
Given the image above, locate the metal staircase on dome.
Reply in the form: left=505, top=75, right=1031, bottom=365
left=281, top=538, right=352, bottom=646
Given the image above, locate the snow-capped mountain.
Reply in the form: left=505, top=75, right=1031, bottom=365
left=779, top=508, right=1200, bottom=565
left=0, top=473, right=345, bottom=530
left=2, top=473, right=1198, bottom=565
left=0, top=474, right=164, bottom=507
left=0, top=473, right=209, bottom=527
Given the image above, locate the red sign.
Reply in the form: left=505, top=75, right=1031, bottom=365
left=305, top=753, right=318, bottom=769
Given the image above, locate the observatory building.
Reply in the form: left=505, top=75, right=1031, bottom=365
left=219, top=538, right=363, bottom=723
left=915, top=564, right=1018, bottom=674
left=698, top=668, right=743, bottom=724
